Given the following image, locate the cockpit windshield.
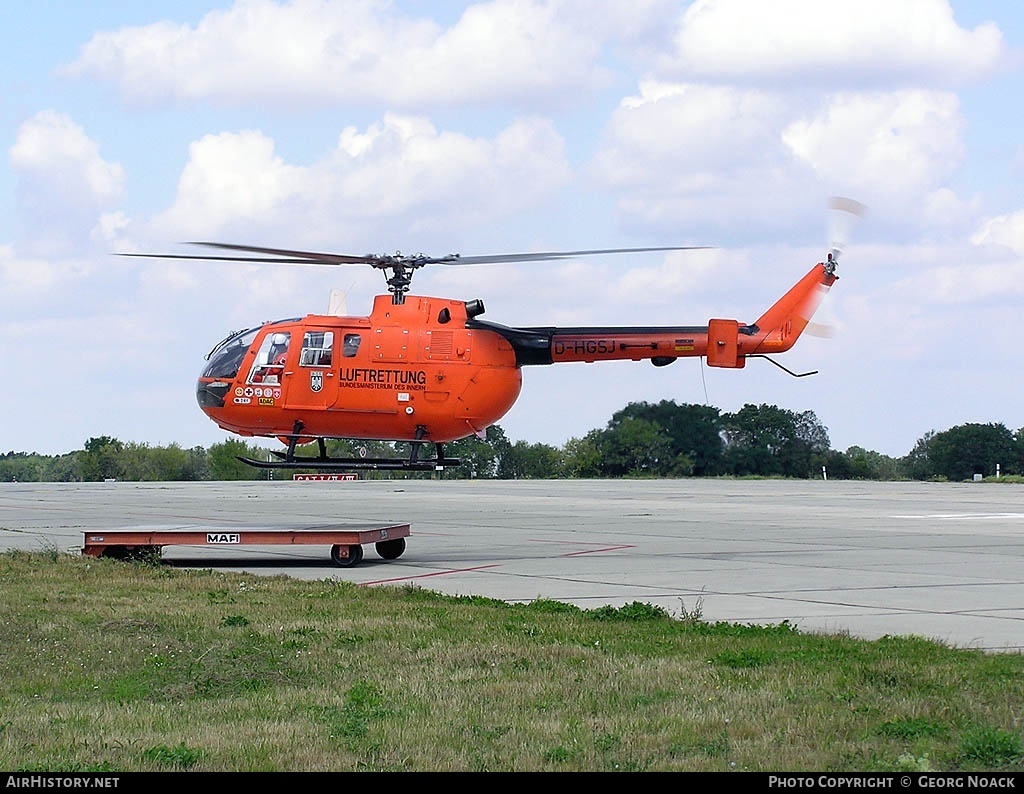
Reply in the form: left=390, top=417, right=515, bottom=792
left=201, top=327, right=260, bottom=379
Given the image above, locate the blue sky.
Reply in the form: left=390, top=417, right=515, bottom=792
left=2, top=0, right=1023, bottom=460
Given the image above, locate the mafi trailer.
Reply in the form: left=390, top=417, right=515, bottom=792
left=81, top=522, right=410, bottom=568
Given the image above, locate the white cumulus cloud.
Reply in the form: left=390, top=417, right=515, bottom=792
left=9, top=110, right=125, bottom=255
left=60, top=0, right=610, bottom=109
left=149, top=113, right=570, bottom=245
left=971, top=210, right=1024, bottom=256
left=665, top=0, right=1005, bottom=87
left=782, top=90, right=965, bottom=195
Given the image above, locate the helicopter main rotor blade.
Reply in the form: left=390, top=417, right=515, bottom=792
left=119, top=242, right=711, bottom=268
left=118, top=252, right=329, bottom=264
left=184, top=242, right=379, bottom=265
left=119, top=242, right=379, bottom=265
left=448, top=245, right=712, bottom=265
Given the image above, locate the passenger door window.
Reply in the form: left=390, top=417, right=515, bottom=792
left=300, top=331, right=334, bottom=367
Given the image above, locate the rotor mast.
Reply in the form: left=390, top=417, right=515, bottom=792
left=375, top=253, right=458, bottom=304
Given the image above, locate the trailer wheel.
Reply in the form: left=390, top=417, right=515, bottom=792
left=330, top=543, right=363, bottom=568
left=375, top=537, right=406, bottom=560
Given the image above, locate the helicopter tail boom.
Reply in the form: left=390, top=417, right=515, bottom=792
left=469, top=260, right=837, bottom=371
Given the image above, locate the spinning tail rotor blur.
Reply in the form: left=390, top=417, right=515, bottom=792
left=805, top=196, right=867, bottom=339
left=828, top=196, right=867, bottom=265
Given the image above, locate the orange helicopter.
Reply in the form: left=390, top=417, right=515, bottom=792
left=126, top=236, right=844, bottom=472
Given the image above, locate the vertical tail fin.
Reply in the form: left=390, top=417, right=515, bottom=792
left=706, top=259, right=838, bottom=368
left=748, top=259, right=838, bottom=356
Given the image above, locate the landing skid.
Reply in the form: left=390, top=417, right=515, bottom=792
left=237, top=454, right=461, bottom=472
left=237, top=430, right=461, bottom=473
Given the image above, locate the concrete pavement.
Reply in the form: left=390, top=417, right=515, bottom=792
left=2, top=478, right=1023, bottom=652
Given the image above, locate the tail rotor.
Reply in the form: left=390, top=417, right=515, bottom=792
left=827, top=196, right=867, bottom=266
left=806, top=196, right=866, bottom=339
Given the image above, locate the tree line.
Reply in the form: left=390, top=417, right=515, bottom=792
left=3, top=401, right=1022, bottom=483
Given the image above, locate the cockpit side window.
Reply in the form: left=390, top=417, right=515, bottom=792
left=248, top=332, right=291, bottom=384
left=343, top=333, right=361, bottom=358
left=300, top=331, right=334, bottom=367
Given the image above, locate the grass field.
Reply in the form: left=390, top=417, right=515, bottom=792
left=1, top=549, right=1022, bottom=772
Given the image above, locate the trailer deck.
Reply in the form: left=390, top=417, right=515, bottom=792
left=81, top=522, right=411, bottom=567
